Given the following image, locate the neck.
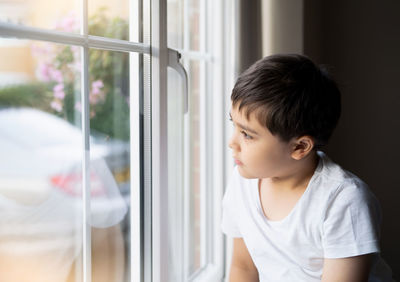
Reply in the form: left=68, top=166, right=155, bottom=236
left=265, top=151, right=319, bottom=192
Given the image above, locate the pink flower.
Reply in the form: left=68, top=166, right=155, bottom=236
left=50, top=69, right=63, bottom=83
left=53, top=83, right=64, bottom=92
left=53, top=83, right=65, bottom=99
left=54, top=91, right=65, bottom=99
left=51, top=100, right=63, bottom=112
left=55, top=12, right=79, bottom=33
left=91, top=87, right=101, bottom=95
left=91, top=80, right=104, bottom=94
left=89, top=80, right=105, bottom=105
left=36, top=63, right=52, bottom=82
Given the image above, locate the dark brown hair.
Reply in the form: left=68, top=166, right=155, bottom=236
left=231, top=54, right=341, bottom=149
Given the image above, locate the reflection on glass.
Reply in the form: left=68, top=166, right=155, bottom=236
left=0, top=1, right=80, bottom=33
left=88, top=48, right=130, bottom=282
left=0, top=39, right=82, bottom=281
left=89, top=1, right=129, bottom=40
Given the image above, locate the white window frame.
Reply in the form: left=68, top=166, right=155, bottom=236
left=0, top=0, right=235, bottom=280
left=168, top=0, right=234, bottom=281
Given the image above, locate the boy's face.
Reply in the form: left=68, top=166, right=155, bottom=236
left=228, top=104, right=294, bottom=179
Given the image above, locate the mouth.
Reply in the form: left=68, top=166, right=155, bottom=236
left=233, top=158, right=243, bottom=166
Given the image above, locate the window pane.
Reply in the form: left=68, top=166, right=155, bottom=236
left=0, top=38, right=83, bottom=282
left=167, top=59, right=204, bottom=280
left=88, top=48, right=131, bottom=282
left=167, top=67, right=184, bottom=281
left=89, top=0, right=129, bottom=40
left=188, top=59, right=202, bottom=274
left=188, top=0, right=200, bottom=51
left=167, top=0, right=201, bottom=51
left=0, top=1, right=80, bottom=33
left=167, top=0, right=183, bottom=49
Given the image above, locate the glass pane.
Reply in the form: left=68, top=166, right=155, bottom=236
left=167, top=0, right=183, bottom=49
left=167, top=67, right=185, bottom=281
left=89, top=0, right=129, bottom=40
left=88, top=48, right=130, bottom=282
left=167, top=59, right=203, bottom=280
left=188, top=0, right=200, bottom=51
left=0, top=1, right=80, bottom=33
left=167, top=0, right=201, bottom=51
left=188, top=60, right=202, bottom=274
left=0, top=38, right=83, bottom=281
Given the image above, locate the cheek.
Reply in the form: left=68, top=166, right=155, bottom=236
left=244, top=145, right=268, bottom=165
left=249, top=144, right=285, bottom=167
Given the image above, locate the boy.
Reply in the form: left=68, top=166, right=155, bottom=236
left=221, top=54, right=393, bottom=281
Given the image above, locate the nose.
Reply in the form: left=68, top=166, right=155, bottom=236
left=228, top=133, right=240, bottom=152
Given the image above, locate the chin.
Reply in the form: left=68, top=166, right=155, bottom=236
left=237, top=165, right=257, bottom=179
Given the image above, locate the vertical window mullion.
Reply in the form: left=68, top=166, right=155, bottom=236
left=80, top=0, right=91, bottom=281
left=183, top=1, right=191, bottom=281
left=142, top=1, right=152, bottom=282
left=129, top=0, right=142, bottom=281
left=210, top=0, right=225, bottom=276
left=151, top=0, right=169, bottom=282
left=199, top=0, right=208, bottom=269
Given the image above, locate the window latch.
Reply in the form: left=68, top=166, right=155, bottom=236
left=168, top=48, right=189, bottom=114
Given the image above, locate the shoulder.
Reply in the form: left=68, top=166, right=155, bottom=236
left=325, top=178, right=380, bottom=217
left=318, top=156, right=382, bottom=258
left=316, top=151, right=378, bottom=204
left=312, top=152, right=381, bottom=221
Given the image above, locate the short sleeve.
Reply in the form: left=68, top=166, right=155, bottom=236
left=322, top=181, right=382, bottom=258
left=221, top=166, right=242, bottom=237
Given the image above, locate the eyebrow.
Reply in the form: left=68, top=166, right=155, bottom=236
left=229, top=112, right=260, bottom=136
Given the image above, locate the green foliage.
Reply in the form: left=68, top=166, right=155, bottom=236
left=89, top=7, right=129, bottom=40
left=0, top=83, right=53, bottom=110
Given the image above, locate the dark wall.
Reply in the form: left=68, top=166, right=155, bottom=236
left=304, top=0, right=400, bottom=275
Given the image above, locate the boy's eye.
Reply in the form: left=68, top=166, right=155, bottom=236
left=241, top=131, right=253, bottom=139
left=229, top=117, right=253, bottom=140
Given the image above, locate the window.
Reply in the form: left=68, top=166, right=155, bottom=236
left=0, top=0, right=233, bottom=281
left=0, top=0, right=146, bottom=281
left=166, top=0, right=234, bottom=281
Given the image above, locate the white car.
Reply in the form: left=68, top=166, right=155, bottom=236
left=0, top=107, right=129, bottom=281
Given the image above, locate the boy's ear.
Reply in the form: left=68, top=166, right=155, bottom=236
left=290, top=135, right=315, bottom=160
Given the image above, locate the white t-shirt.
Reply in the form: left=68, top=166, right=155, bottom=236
left=221, top=151, right=393, bottom=282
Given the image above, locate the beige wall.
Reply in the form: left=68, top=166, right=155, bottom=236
left=261, top=0, right=303, bottom=56
left=304, top=0, right=400, bottom=275
left=0, top=45, right=35, bottom=76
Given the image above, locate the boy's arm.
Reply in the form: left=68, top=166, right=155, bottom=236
left=229, top=238, right=259, bottom=282
left=321, top=254, right=373, bottom=282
